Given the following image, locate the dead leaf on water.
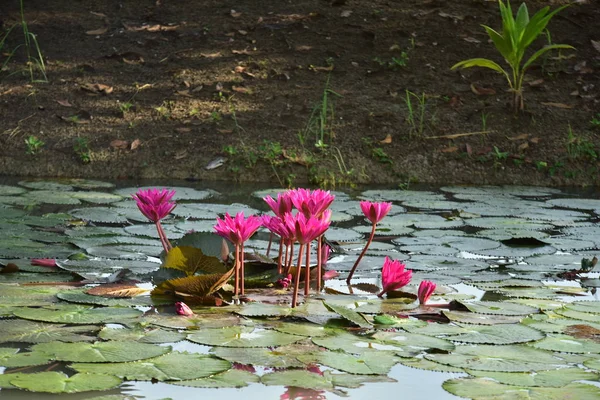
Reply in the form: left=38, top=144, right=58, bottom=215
left=87, top=283, right=148, bottom=298
left=541, top=102, right=573, bottom=109
left=470, top=83, right=496, bottom=96
left=379, top=134, right=392, bottom=144
left=86, top=26, right=108, bottom=35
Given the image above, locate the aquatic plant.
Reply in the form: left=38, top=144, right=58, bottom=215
left=377, top=256, right=412, bottom=297
left=418, top=280, right=437, bottom=305
left=346, top=201, right=392, bottom=284
left=132, top=188, right=176, bottom=253
left=214, top=212, right=262, bottom=296
left=451, top=0, right=573, bottom=111
left=175, top=301, right=193, bottom=316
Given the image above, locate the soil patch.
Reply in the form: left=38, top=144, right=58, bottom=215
left=0, top=0, right=599, bottom=187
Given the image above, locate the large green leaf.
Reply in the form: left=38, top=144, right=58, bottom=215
left=98, top=325, right=186, bottom=343
left=449, top=324, right=545, bottom=345
left=467, top=368, right=599, bottom=387
left=322, top=301, right=371, bottom=328
left=187, top=326, right=303, bottom=347
left=426, top=344, right=566, bottom=372
left=530, top=334, right=600, bottom=353
left=71, top=352, right=230, bottom=381
left=523, top=44, right=575, bottom=71
left=261, top=370, right=333, bottom=390
left=32, top=341, right=171, bottom=362
left=173, top=369, right=259, bottom=388
left=298, top=350, right=400, bottom=375
left=8, top=372, right=122, bottom=393
left=0, top=320, right=98, bottom=343
left=443, top=378, right=600, bottom=400
left=161, top=246, right=227, bottom=276
left=0, top=348, right=53, bottom=367
left=451, top=58, right=510, bottom=83
left=211, top=346, right=306, bottom=368
left=13, top=305, right=142, bottom=324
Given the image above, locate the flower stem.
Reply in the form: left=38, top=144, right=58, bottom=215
left=304, top=242, right=311, bottom=296
left=234, top=244, right=240, bottom=297
left=266, top=231, right=274, bottom=257
left=346, top=223, right=377, bottom=284
left=240, top=243, right=245, bottom=296
left=316, top=235, right=322, bottom=292
left=155, top=222, right=170, bottom=253
left=292, top=243, right=305, bottom=308
left=277, top=239, right=283, bottom=274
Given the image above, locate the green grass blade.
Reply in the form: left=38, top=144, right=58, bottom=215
left=522, top=44, right=575, bottom=71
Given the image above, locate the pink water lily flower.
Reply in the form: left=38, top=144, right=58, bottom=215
left=347, top=201, right=392, bottom=284
left=132, top=188, right=176, bottom=223
left=133, top=188, right=176, bottom=253
left=214, top=212, right=262, bottom=296
left=263, top=192, right=293, bottom=217
left=418, top=280, right=437, bottom=305
left=175, top=301, right=193, bottom=316
left=360, top=201, right=392, bottom=224
left=378, top=256, right=412, bottom=297
left=288, top=188, right=335, bottom=217
left=262, top=214, right=296, bottom=273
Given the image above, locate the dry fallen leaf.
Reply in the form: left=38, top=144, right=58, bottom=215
left=340, top=10, right=352, bottom=17
left=540, top=102, right=572, bottom=109
left=81, top=83, right=113, bottom=95
left=130, top=139, right=141, bottom=150
left=86, top=26, right=108, bottom=35
left=309, top=65, right=334, bottom=72
left=87, top=283, right=148, bottom=298
left=217, top=129, right=233, bottom=134
left=176, top=90, right=192, bottom=97
left=56, top=99, right=73, bottom=107
left=295, top=45, right=312, bottom=51
left=591, top=40, right=600, bottom=54
left=528, top=79, right=544, bottom=87
left=379, top=134, right=392, bottom=144
left=89, top=11, right=107, bottom=18
left=175, top=150, right=188, bottom=160
left=449, top=95, right=461, bottom=108
left=110, top=139, right=129, bottom=149
left=529, top=137, right=540, bottom=144
left=230, top=9, right=242, bottom=18
left=232, top=86, right=253, bottom=94
left=441, top=146, right=458, bottom=153
left=176, top=127, right=191, bottom=133
left=507, top=133, right=529, bottom=141
left=465, top=143, right=472, bottom=155
left=518, top=142, right=529, bottom=152
left=470, top=83, right=496, bottom=96
left=463, top=36, right=480, bottom=44
left=231, top=49, right=253, bottom=55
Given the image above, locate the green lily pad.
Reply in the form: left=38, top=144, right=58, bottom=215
left=187, top=326, right=303, bottom=347
left=399, top=357, right=464, bottom=372
left=0, top=320, right=98, bottom=343
left=426, top=344, right=566, bottom=372
left=443, top=378, right=600, bottom=400
left=98, top=326, right=186, bottom=343
left=442, top=310, right=524, bottom=325
left=372, top=331, right=455, bottom=352
left=530, top=334, right=600, bottom=353
left=312, top=331, right=413, bottom=357
left=210, top=346, right=306, bottom=368
left=0, top=184, right=28, bottom=195
left=69, top=207, right=130, bottom=224
left=9, top=372, right=121, bottom=393
left=458, top=301, right=539, bottom=316
left=450, top=324, right=545, bottom=345
left=467, top=367, right=599, bottom=387
left=298, top=350, right=400, bottom=375
left=261, top=370, right=333, bottom=390
left=57, top=290, right=156, bottom=307
left=173, top=369, right=259, bottom=388
left=32, top=341, right=171, bottom=362
left=0, top=348, right=54, bottom=367
left=322, top=301, right=371, bottom=328
left=71, top=351, right=230, bottom=381
left=13, top=304, right=142, bottom=324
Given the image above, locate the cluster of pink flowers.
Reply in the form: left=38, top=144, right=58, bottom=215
left=133, top=187, right=436, bottom=308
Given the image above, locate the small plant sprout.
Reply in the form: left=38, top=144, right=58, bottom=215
left=347, top=201, right=392, bottom=284
left=24, top=135, right=44, bottom=154
left=74, top=138, right=91, bottom=164
left=451, top=1, right=574, bottom=112
left=405, top=90, right=428, bottom=137
left=590, top=113, right=600, bottom=128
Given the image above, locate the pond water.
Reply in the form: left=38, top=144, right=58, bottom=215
left=1, top=178, right=600, bottom=400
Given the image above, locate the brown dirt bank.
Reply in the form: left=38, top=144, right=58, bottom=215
left=0, top=0, right=599, bottom=188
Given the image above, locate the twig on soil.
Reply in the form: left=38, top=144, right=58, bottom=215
left=424, top=131, right=493, bottom=140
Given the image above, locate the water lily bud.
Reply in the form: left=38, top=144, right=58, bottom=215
left=175, top=301, right=193, bottom=316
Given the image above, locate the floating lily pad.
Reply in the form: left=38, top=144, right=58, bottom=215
left=173, top=369, right=259, bottom=388
left=399, top=357, right=465, bottom=372
left=322, top=301, right=371, bottom=328
left=115, top=186, right=214, bottom=201
left=530, top=334, right=600, bottom=353
left=0, top=348, right=54, bottom=367
left=210, top=346, right=306, bottom=368
left=450, top=324, right=545, bottom=345
left=373, top=331, right=455, bottom=352
left=0, top=320, right=97, bottom=343
left=298, top=350, right=400, bottom=375
left=69, top=207, right=130, bottom=224
left=187, top=326, right=302, bottom=347
left=426, top=344, right=566, bottom=372
left=458, top=301, right=539, bottom=316
left=9, top=372, right=122, bottom=393
left=71, top=351, right=230, bottom=381
left=466, top=367, right=599, bottom=387
left=19, top=180, right=74, bottom=191
left=32, top=341, right=171, bottom=362
left=261, top=370, right=333, bottom=390
left=98, top=326, right=186, bottom=343
left=14, top=304, right=142, bottom=324
left=0, top=184, right=28, bottom=195
left=442, top=310, right=523, bottom=325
